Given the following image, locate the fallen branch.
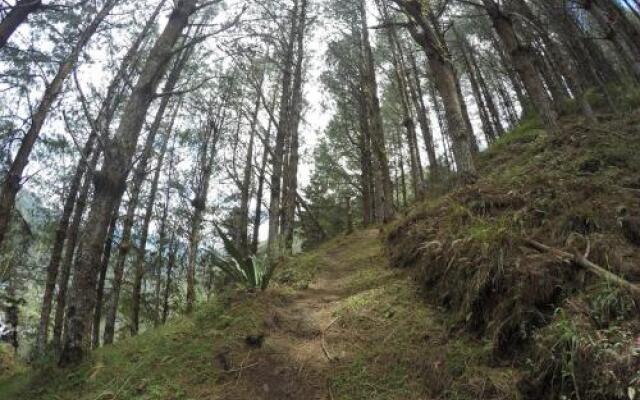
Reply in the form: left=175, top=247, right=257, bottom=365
left=321, top=317, right=341, bottom=362
left=223, top=363, right=259, bottom=374
left=523, top=238, right=640, bottom=297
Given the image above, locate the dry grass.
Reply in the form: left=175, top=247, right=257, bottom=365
left=386, top=110, right=640, bottom=399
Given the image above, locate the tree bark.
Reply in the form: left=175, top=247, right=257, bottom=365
left=393, top=1, right=477, bottom=181
left=92, top=213, right=117, bottom=349
left=252, top=124, right=272, bottom=254
left=61, top=0, right=198, bottom=366
left=405, top=46, right=439, bottom=180
left=238, top=76, right=263, bottom=256
left=268, top=0, right=299, bottom=258
left=130, top=102, right=178, bottom=336
left=482, top=0, right=559, bottom=134
left=282, top=0, right=308, bottom=253
left=0, top=0, right=117, bottom=249
left=455, top=27, right=497, bottom=144
left=51, top=144, right=101, bottom=354
left=162, top=236, right=176, bottom=324
left=186, top=89, right=226, bottom=313
left=35, top=132, right=97, bottom=356
left=359, top=0, right=395, bottom=220
left=471, top=48, right=504, bottom=137
left=0, top=0, right=42, bottom=48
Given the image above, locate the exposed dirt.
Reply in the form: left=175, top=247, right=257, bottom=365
left=215, top=230, right=379, bottom=400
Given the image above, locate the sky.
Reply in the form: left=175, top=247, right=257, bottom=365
left=1, top=0, right=490, bottom=246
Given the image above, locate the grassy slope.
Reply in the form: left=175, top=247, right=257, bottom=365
left=1, top=231, right=520, bottom=399
left=386, top=110, right=640, bottom=399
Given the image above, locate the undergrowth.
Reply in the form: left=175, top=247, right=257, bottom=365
left=386, top=109, right=640, bottom=399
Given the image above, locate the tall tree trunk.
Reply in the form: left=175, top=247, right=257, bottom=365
left=359, top=0, right=395, bottom=220
left=455, top=27, right=496, bottom=144
left=482, top=0, right=559, bottom=134
left=51, top=143, right=101, bottom=354
left=358, top=124, right=374, bottom=225
left=131, top=102, right=178, bottom=336
left=29, top=0, right=165, bottom=354
left=186, top=97, right=224, bottom=313
left=162, top=236, right=176, bottom=324
left=153, top=138, right=175, bottom=326
left=92, top=214, right=117, bottom=349
left=394, top=126, right=408, bottom=207
left=282, top=0, right=307, bottom=253
left=515, top=0, right=596, bottom=123
left=394, top=1, right=477, bottom=181
left=61, top=0, right=198, bottom=366
left=488, top=29, right=528, bottom=110
left=252, top=132, right=271, bottom=254
left=103, top=29, right=192, bottom=344
left=35, top=133, right=97, bottom=355
left=0, top=0, right=118, bottom=248
left=0, top=0, right=42, bottom=48
left=268, top=0, right=299, bottom=258
left=587, top=1, right=640, bottom=83
left=429, top=82, right=452, bottom=171
left=239, top=79, right=263, bottom=257
left=376, top=0, right=424, bottom=198
left=592, top=0, right=640, bottom=57
left=405, top=47, right=439, bottom=179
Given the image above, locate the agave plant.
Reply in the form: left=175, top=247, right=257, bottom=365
left=211, top=223, right=274, bottom=290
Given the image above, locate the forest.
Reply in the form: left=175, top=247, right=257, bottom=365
left=1, top=0, right=640, bottom=399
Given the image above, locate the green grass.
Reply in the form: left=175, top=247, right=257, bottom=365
left=0, top=296, right=268, bottom=400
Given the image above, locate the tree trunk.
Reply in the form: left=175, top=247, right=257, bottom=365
left=488, top=29, right=528, bottom=110
left=51, top=146, right=101, bottom=354
left=35, top=132, right=97, bottom=355
left=393, top=1, right=477, bottom=181
left=0, top=0, right=117, bottom=249
left=359, top=0, right=395, bottom=220
left=103, top=23, right=193, bottom=344
left=455, top=27, right=497, bottom=144
left=588, top=1, right=640, bottom=83
left=0, top=0, right=42, bottom=48
left=376, top=0, right=424, bottom=199
left=405, top=46, right=439, bottom=180
left=61, top=0, right=198, bottom=366
left=282, top=0, right=308, bottom=253
left=162, top=235, right=176, bottom=324
left=252, top=135, right=271, bottom=254
left=268, top=0, right=299, bottom=258
left=483, top=0, right=559, bottom=134
left=471, top=49, right=505, bottom=137
left=92, top=214, right=117, bottom=349
left=130, top=102, right=178, bottom=336
left=186, top=94, right=224, bottom=313
left=239, top=78, right=263, bottom=257
left=358, top=123, right=374, bottom=225
left=515, top=0, right=596, bottom=123
left=153, top=138, right=175, bottom=326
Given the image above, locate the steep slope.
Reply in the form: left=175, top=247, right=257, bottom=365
left=1, top=230, right=519, bottom=399
left=386, top=110, right=640, bottom=399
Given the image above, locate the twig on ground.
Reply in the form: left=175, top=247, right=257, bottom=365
left=321, top=317, right=341, bottom=362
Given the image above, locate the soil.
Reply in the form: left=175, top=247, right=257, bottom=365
left=215, top=230, right=379, bottom=400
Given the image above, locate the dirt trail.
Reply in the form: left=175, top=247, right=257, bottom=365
left=218, top=229, right=380, bottom=400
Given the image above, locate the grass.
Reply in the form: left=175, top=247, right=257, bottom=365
left=0, top=294, right=270, bottom=399
left=385, top=110, right=640, bottom=399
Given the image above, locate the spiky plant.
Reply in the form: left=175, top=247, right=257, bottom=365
left=211, top=223, right=274, bottom=290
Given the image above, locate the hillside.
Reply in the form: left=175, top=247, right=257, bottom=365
left=0, top=229, right=519, bottom=399
left=2, top=112, right=640, bottom=400
left=386, top=110, right=640, bottom=399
